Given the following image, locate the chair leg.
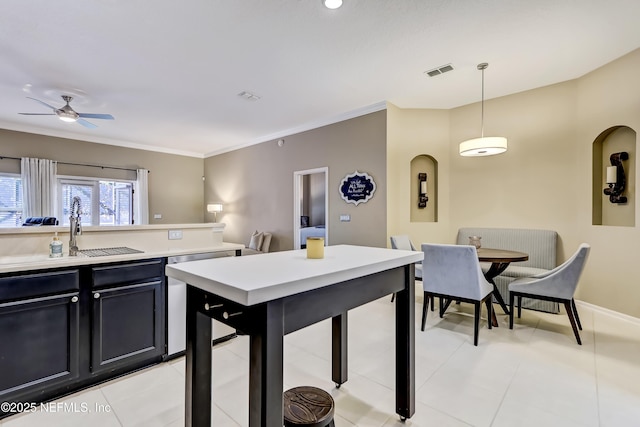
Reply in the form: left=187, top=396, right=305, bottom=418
left=484, top=298, right=492, bottom=330
left=440, top=298, right=452, bottom=318
left=517, top=295, right=522, bottom=318
left=509, top=292, right=515, bottom=329
left=571, top=298, right=582, bottom=330
left=564, top=301, right=582, bottom=345
left=430, top=295, right=435, bottom=311
left=421, top=291, right=429, bottom=331
left=390, top=293, right=395, bottom=303
left=473, top=301, right=480, bottom=346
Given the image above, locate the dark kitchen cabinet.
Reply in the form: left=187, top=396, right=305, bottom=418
left=0, top=259, right=165, bottom=419
left=90, top=259, right=165, bottom=375
left=0, top=270, right=80, bottom=402
left=91, top=280, right=164, bottom=374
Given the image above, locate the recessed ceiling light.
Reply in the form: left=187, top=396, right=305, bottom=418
left=323, top=0, right=342, bottom=9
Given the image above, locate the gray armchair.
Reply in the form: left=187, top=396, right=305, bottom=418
left=389, top=235, right=427, bottom=306
left=243, top=231, right=272, bottom=255
left=421, top=243, right=494, bottom=346
left=509, top=243, right=590, bottom=345
left=390, top=235, right=422, bottom=279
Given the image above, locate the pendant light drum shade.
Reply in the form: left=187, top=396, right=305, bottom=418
left=459, top=63, right=507, bottom=157
left=459, top=136, right=507, bottom=156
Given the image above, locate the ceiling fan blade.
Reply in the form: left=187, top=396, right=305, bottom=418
left=19, top=113, right=56, bottom=115
left=77, top=119, right=98, bottom=129
left=78, top=113, right=115, bottom=120
left=26, top=96, right=58, bottom=110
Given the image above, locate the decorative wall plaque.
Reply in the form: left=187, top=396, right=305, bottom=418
left=339, top=170, right=376, bottom=206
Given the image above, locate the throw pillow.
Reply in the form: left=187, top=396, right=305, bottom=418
left=249, top=230, right=264, bottom=251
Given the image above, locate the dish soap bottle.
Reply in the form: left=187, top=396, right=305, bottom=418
left=50, top=232, right=63, bottom=258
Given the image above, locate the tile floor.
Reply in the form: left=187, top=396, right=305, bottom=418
left=3, top=289, right=640, bottom=427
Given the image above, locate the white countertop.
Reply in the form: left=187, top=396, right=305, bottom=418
left=0, top=242, right=245, bottom=274
left=0, top=222, right=226, bottom=235
left=165, top=244, right=423, bottom=306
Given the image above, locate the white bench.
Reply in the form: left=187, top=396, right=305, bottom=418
left=456, top=227, right=559, bottom=313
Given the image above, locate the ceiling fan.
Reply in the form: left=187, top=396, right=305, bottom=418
left=19, top=95, right=115, bottom=129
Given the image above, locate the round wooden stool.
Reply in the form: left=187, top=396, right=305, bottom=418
left=283, top=386, right=335, bottom=427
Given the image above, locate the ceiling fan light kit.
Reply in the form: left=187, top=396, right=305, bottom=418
left=323, top=0, right=343, bottom=9
left=19, top=95, right=115, bottom=129
left=459, top=63, right=508, bottom=157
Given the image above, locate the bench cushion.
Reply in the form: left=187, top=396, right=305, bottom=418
left=479, top=263, right=550, bottom=279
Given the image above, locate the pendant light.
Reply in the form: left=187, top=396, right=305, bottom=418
left=459, top=63, right=507, bottom=157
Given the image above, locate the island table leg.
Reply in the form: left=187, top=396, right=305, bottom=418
left=249, top=300, right=284, bottom=427
left=332, top=313, right=348, bottom=386
left=395, top=265, right=415, bottom=420
left=185, top=286, right=212, bottom=427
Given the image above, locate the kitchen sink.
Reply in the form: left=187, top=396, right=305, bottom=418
left=77, top=247, right=144, bottom=257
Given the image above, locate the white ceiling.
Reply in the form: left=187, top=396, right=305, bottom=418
left=1, top=0, right=639, bottom=158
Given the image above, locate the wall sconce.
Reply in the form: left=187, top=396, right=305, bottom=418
left=207, top=203, right=223, bottom=222
left=603, top=151, right=629, bottom=204
left=418, top=173, right=428, bottom=208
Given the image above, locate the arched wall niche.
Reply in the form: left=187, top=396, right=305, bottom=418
left=410, top=154, right=437, bottom=223
left=592, top=125, right=636, bottom=226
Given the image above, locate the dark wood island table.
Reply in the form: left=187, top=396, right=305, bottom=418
left=166, top=244, right=423, bottom=427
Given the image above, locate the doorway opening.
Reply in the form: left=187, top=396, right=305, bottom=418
left=293, top=167, right=329, bottom=250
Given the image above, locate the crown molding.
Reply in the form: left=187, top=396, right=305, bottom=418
left=0, top=121, right=204, bottom=158
left=204, top=101, right=387, bottom=158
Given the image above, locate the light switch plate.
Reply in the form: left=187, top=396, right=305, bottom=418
left=168, top=230, right=183, bottom=240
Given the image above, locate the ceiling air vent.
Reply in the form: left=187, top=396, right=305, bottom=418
left=424, top=63, right=454, bottom=77
left=238, top=91, right=261, bottom=101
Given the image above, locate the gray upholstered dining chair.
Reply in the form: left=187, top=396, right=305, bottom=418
left=421, top=243, right=494, bottom=346
left=390, top=235, right=422, bottom=278
left=509, top=243, right=590, bottom=345
left=389, top=235, right=427, bottom=305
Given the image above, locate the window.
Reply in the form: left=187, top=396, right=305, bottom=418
left=0, top=174, right=23, bottom=227
left=58, top=177, right=134, bottom=226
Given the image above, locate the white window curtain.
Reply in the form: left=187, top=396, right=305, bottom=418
left=21, top=157, right=57, bottom=218
left=134, top=168, right=149, bottom=225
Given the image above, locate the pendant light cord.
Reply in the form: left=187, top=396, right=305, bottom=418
left=478, top=63, right=488, bottom=138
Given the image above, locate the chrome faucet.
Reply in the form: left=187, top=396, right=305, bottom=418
left=69, top=196, right=82, bottom=256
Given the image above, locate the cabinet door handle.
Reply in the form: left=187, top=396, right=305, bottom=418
left=71, top=296, right=79, bottom=303
left=93, top=292, right=101, bottom=299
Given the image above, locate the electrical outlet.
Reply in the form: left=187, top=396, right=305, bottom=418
left=168, top=230, right=183, bottom=240
left=340, top=214, right=351, bottom=222
left=154, top=214, right=162, bottom=219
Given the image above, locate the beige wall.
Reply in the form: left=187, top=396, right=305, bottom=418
left=388, top=48, right=640, bottom=318
left=449, top=80, right=579, bottom=253
left=387, top=104, right=452, bottom=244
left=204, top=111, right=387, bottom=251
left=0, top=129, right=204, bottom=224
left=575, top=49, right=640, bottom=317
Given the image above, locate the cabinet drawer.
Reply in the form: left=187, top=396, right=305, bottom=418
left=0, top=270, right=80, bottom=302
left=92, top=259, right=164, bottom=289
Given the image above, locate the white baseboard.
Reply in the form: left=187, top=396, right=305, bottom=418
left=575, top=300, right=640, bottom=326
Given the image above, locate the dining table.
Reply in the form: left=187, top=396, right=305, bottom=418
left=476, top=247, right=528, bottom=326
left=165, top=244, right=423, bottom=427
